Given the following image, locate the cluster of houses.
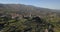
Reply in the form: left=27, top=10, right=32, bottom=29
left=0, top=12, right=41, bottom=19
left=0, top=13, right=23, bottom=20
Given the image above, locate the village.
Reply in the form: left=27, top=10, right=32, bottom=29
left=0, top=13, right=55, bottom=32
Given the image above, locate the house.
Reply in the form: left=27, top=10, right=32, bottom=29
left=10, top=13, right=23, bottom=19
left=44, top=29, right=48, bottom=32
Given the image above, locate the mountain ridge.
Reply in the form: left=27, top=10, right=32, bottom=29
left=0, top=4, right=60, bottom=16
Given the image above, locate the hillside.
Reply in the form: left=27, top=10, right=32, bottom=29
left=0, top=4, right=60, bottom=16
left=0, top=4, right=60, bottom=32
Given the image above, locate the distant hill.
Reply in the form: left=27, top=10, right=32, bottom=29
left=0, top=4, right=60, bottom=16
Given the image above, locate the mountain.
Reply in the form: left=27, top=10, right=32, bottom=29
left=0, top=4, right=60, bottom=16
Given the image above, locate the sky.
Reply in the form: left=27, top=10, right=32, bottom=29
left=0, top=0, right=60, bottom=10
